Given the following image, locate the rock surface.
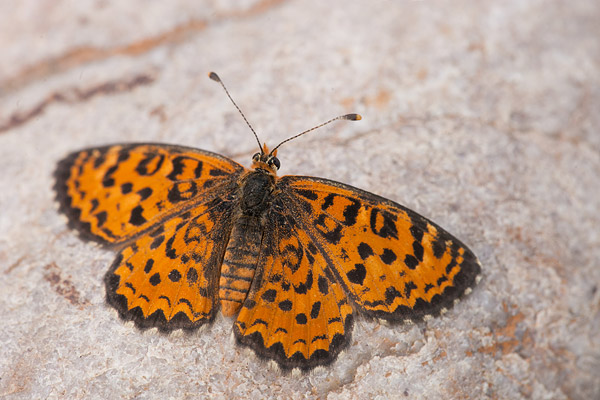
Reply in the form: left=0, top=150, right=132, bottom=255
left=1, top=1, right=598, bottom=399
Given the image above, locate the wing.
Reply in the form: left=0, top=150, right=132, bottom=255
left=233, top=200, right=354, bottom=371
left=54, top=143, right=245, bottom=245
left=105, top=193, right=236, bottom=331
left=275, top=175, right=481, bottom=323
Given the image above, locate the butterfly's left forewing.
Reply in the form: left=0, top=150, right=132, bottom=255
left=54, top=143, right=244, bottom=245
left=277, top=175, right=481, bottom=323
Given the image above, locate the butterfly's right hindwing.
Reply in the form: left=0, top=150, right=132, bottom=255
left=233, top=194, right=354, bottom=370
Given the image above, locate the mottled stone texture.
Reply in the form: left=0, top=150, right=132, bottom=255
left=0, top=0, right=598, bottom=399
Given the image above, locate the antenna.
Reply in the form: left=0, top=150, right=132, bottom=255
left=270, top=113, right=362, bottom=154
left=209, top=72, right=362, bottom=155
left=209, top=72, right=262, bottom=151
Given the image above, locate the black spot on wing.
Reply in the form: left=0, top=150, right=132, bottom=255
left=342, top=198, right=361, bottom=226
left=149, top=273, right=161, bottom=286
left=310, top=302, right=321, bottom=319
left=144, top=259, right=154, bottom=273
left=168, top=181, right=198, bottom=203
left=346, top=263, right=367, bottom=285
left=404, top=254, right=419, bottom=269
left=125, top=282, right=136, bottom=294
left=129, top=205, right=147, bottom=226
left=321, top=193, right=335, bottom=211
left=209, top=169, right=229, bottom=176
left=96, top=211, right=107, bottom=226
left=102, top=165, right=118, bottom=187
left=187, top=267, right=198, bottom=283
left=409, top=224, right=424, bottom=243
left=165, top=235, right=178, bottom=259
left=404, top=281, right=417, bottom=299
left=315, top=214, right=342, bottom=244
left=369, top=208, right=398, bottom=239
left=150, top=235, right=165, bottom=249
left=90, top=198, right=99, bottom=212
left=166, top=156, right=186, bottom=181
left=251, top=319, right=269, bottom=327
left=121, top=182, right=133, bottom=194
left=385, top=286, right=403, bottom=305
left=380, top=248, right=397, bottom=265
left=357, top=242, right=374, bottom=259
left=278, top=300, right=292, bottom=311
left=150, top=226, right=164, bottom=237
left=261, top=289, right=277, bottom=303
left=137, top=187, right=153, bottom=200
left=169, top=269, right=182, bottom=282
left=93, top=152, right=106, bottom=168
left=296, top=189, right=318, bottom=200
left=413, top=241, right=424, bottom=262
left=318, top=276, right=329, bottom=295
left=295, top=313, right=308, bottom=325
left=136, top=153, right=165, bottom=176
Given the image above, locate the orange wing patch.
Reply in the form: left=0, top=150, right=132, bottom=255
left=54, top=143, right=243, bottom=244
left=279, top=176, right=481, bottom=322
left=234, top=205, right=353, bottom=370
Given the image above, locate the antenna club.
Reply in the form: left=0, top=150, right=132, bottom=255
left=345, top=113, right=362, bottom=121
left=208, top=72, right=221, bottom=82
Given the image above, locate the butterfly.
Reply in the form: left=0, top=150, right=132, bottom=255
left=54, top=72, right=481, bottom=372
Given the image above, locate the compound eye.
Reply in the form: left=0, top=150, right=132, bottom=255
left=269, top=156, right=281, bottom=170
left=252, top=152, right=261, bottom=162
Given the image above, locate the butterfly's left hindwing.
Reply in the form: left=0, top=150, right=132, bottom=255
left=105, top=194, right=237, bottom=331
left=277, top=176, right=481, bottom=323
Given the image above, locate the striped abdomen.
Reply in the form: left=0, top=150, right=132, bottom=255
left=219, top=216, right=263, bottom=316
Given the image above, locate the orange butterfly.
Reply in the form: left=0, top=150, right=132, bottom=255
left=54, top=73, right=481, bottom=371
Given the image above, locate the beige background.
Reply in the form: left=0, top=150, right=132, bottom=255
left=1, top=1, right=598, bottom=399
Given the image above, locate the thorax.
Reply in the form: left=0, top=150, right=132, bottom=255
left=237, top=169, right=277, bottom=218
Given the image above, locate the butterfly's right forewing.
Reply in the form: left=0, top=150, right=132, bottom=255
left=279, top=175, right=481, bottom=323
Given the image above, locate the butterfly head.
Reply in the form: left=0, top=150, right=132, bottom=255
left=252, top=143, right=280, bottom=174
